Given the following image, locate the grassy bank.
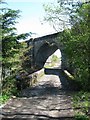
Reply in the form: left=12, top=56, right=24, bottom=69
left=72, top=91, right=90, bottom=120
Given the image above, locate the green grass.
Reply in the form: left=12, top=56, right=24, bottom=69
left=0, top=94, right=10, bottom=105
left=72, top=91, right=90, bottom=120
left=75, top=114, right=89, bottom=120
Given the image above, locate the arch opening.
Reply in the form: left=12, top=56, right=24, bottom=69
left=34, top=41, right=70, bottom=90
left=44, top=49, right=61, bottom=69
left=35, top=42, right=62, bottom=70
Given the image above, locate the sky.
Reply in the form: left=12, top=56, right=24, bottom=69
left=3, top=0, right=87, bottom=57
left=5, top=0, right=56, bottom=37
left=4, top=0, right=86, bottom=37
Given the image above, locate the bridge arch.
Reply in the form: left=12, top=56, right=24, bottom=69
left=35, top=41, right=60, bottom=69
left=25, top=32, right=69, bottom=73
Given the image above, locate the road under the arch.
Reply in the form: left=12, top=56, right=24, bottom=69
left=1, top=69, right=75, bottom=120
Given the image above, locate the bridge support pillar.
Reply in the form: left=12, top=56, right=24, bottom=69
left=61, top=51, right=67, bottom=70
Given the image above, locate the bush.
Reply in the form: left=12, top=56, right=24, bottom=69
left=58, top=3, right=90, bottom=91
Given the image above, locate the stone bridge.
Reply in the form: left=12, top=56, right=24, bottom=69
left=25, top=32, right=68, bottom=73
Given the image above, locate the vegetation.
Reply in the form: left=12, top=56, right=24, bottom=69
left=62, top=2, right=89, bottom=91
left=0, top=1, right=90, bottom=118
left=51, top=55, right=59, bottom=63
left=44, top=54, right=60, bottom=68
left=73, top=91, right=90, bottom=120
left=0, top=1, right=31, bottom=103
left=43, top=0, right=90, bottom=91
left=43, top=0, right=90, bottom=118
left=21, top=45, right=33, bottom=74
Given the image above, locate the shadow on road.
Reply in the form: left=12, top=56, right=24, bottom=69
left=1, top=68, right=75, bottom=120
left=19, top=68, right=74, bottom=98
left=44, top=68, right=70, bottom=90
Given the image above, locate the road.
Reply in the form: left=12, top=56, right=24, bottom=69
left=1, top=69, right=75, bottom=120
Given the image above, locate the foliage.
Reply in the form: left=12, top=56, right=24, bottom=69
left=75, top=114, right=89, bottom=120
left=43, top=2, right=69, bottom=31
left=20, top=45, right=34, bottom=74
left=0, top=94, right=10, bottom=104
left=43, top=1, right=90, bottom=90
left=44, top=54, right=60, bottom=68
left=1, top=1, right=32, bottom=103
left=51, top=55, right=59, bottom=62
left=43, top=0, right=82, bottom=31
left=63, top=3, right=90, bottom=90
left=73, top=91, right=90, bottom=119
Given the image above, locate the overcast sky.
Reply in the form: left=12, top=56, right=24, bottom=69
left=5, top=0, right=57, bottom=37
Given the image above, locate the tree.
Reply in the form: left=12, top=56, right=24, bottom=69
left=1, top=2, right=31, bottom=97
left=43, top=2, right=69, bottom=31
left=69, top=2, right=90, bottom=90
left=43, top=0, right=90, bottom=90
left=1, top=8, right=20, bottom=78
left=43, top=0, right=90, bottom=31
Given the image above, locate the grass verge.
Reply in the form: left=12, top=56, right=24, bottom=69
left=72, top=91, right=90, bottom=120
